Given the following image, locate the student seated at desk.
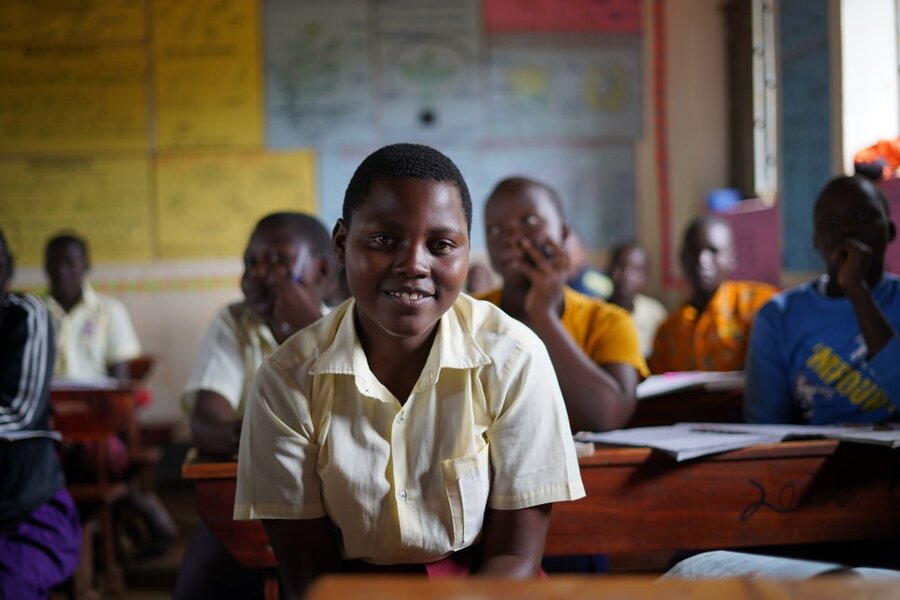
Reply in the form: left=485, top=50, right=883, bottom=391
left=477, top=177, right=648, bottom=433
left=174, top=212, right=335, bottom=600
left=44, top=233, right=142, bottom=381
left=0, top=230, right=80, bottom=599
left=607, top=240, right=668, bottom=357
left=649, top=216, right=777, bottom=373
left=745, top=175, right=900, bottom=424
left=235, top=144, right=585, bottom=599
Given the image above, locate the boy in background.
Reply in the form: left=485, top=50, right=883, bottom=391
left=174, top=212, right=336, bottom=599
left=236, top=145, right=584, bottom=598
left=478, top=177, right=647, bottom=433
left=745, top=175, right=900, bottom=424
left=44, top=233, right=142, bottom=381
left=649, top=216, right=777, bottom=373
left=607, top=241, right=668, bottom=357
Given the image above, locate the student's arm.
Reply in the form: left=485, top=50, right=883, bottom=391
left=529, top=312, right=638, bottom=431
left=832, top=239, right=897, bottom=358
left=744, top=301, right=793, bottom=423
left=0, top=296, right=54, bottom=433
left=830, top=239, right=900, bottom=408
left=517, top=239, right=637, bottom=431
left=476, top=505, right=551, bottom=577
left=190, top=390, right=241, bottom=456
left=262, top=517, right=342, bottom=600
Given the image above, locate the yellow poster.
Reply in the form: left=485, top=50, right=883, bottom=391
left=0, top=46, right=148, bottom=153
left=0, top=156, right=154, bottom=266
left=155, top=150, right=316, bottom=259
left=0, top=0, right=146, bottom=44
left=153, top=0, right=263, bottom=149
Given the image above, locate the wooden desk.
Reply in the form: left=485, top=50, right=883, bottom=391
left=183, top=440, right=900, bottom=570
left=306, top=575, right=900, bottom=600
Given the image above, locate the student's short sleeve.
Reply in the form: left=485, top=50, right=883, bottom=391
left=483, top=333, right=585, bottom=510
left=234, top=358, right=325, bottom=520
left=182, top=310, right=245, bottom=414
left=581, top=302, right=649, bottom=377
left=104, top=298, right=141, bottom=365
left=744, top=299, right=793, bottom=423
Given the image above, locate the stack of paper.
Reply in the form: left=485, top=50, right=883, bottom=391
left=574, top=422, right=900, bottom=461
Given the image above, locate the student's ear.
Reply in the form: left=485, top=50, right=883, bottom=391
left=889, top=221, right=897, bottom=243
left=332, top=219, right=348, bottom=264
left=560, top=223, right=570, bottom=244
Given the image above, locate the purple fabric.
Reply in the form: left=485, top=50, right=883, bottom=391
left=0, top=488, right=81, bottom=600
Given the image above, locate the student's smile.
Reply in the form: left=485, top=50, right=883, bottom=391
left=333, top=177, right=469, bottom=349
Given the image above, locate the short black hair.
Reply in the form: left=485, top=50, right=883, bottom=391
left=815, top=174, right=890, bottom=218
left=487, top=177, right=566, bottom=221
left=253, top=212, right=334, bottom=261
left=682, top=215, right=733, bottom=247
left=342, top=143, right=472, bottom=233
left=45, top=232, right=89, bottom=265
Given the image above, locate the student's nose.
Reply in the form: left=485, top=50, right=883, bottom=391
left=394, top=243, right=429, bottom=277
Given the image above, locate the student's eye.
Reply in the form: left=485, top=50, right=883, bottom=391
left=486, top=224, right=502, bottom=237
left=429, top=239, right=455, bottom=255
left=370, top=233, right=395, bottom=246
left=523, top=214, right=540, bottom=227
left=267, top=252, right=283, bottom=264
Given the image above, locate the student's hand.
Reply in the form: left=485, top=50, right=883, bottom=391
left=830, top=237, right=872, bottom=299
left=513, top=238, right=569, bottom=322
left=272, top=276, right=323, bottom=340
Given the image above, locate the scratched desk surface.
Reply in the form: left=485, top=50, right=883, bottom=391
left=184, top=440, right=900, bottom=562
left=548, top=439, right=900, bottom=555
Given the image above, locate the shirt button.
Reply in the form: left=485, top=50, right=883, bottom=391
left=398, top=491, right=407, bottom=501
left=397, top=412, right=405, bottom=423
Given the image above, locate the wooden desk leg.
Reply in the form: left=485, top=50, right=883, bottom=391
left=100, top=504, right=124, bottom=593
left=264, top=573, right=280, bottom=600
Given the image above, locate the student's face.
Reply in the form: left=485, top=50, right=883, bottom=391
left=45, top=242, right=88, bottom=304
left=241, top=226, right=315, bottom=319
left=610, top=246, right=648, bottom=301
left=814, top=187, right=894, bottom=284
left=333, top=177, right=469, bottom=348
left=484, top=184, right=565, bottom=286
left=680, top=222, right=735, bottom=296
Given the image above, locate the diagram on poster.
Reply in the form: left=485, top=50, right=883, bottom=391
left=488, top=39, right=641, bottom=139
left=265, top=0, right=375, bottom=148
left=376, top=0, right=481, bottom=143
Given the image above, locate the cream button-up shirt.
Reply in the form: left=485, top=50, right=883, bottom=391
left=45, top=283, right=141, bottom=379
left=235, top=294, right=585, bottom=565
left=182, top=302, right=279, bottom=416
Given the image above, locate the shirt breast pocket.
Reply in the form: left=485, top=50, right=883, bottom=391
left=441, top=443, right=490, bottom=549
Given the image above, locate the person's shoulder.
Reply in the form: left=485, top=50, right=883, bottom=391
left=563, top=287, right=631, bottom=323
left=756, top=279, right=819, bottom=318
left=90, top=286, right=131, bottom=314
left=731, top=279, right=779, bottom=296
left=454, top=293, right=547, bottom=355
left=267, top=299, right=350, bottom=370
left=2, top=292, right=48, bottom=320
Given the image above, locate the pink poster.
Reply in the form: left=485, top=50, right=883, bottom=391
left=485, top=0, right=640, bottom=33
left=881, top=179, right=900, bottom=274
left=717, top=199, right=782, bottom=286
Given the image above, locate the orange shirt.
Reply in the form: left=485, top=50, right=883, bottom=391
left=476, top=287, right=649, bottom=377
left=649, top=280, right=777, bottom=373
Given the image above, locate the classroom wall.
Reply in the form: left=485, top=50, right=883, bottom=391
left=6, top=0, right=730, bottom=428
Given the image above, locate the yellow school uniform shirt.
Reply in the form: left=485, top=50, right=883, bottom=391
left=181, top=302, right=279, bottom=416
left=45, top=283, right=141, bottom=379
left=648, top=279, right=778, bottom=373
left=234, top=294, right=585, bottom=564
left=477, top=286, right=649, bottom=377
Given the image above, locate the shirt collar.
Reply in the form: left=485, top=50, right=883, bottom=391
left=309, top=297, right=491, bottom=383
left=236, top=301, right=278, bottom=348
left=45, top=282, right=97, bottom=318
